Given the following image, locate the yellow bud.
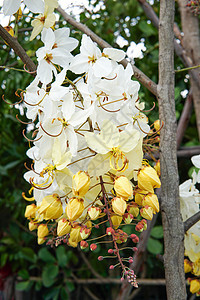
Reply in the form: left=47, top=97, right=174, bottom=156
left=66, top=197, right=84, bottom=221
left=4, top=26, right=14, bottom=44
left=28, top=221, right=37, bottom=231
left=123, top=213, right=133, bottom=224
left=112, top=197, right=127, bottom=216
left=88, top=207, right=101, bottom=220
left=68, top=226, right=82, bottom=248
left=57, top=218, right=71, bottom=236
left=127, top=202, right=139, bottom=217
left=142, top=193, right=159, bottom=214
left=114, top=176, right=133, bottom=200
left=37, top=224, right=49, bottom=238
left=25, top=204, right=37, bottom=219
left=154, top=119, right=160, bottom=133
left=72, top=171, right=90, bottom=197
left=138, top=165, right=161, bottom=193
left=184, top=259, right=193, bottom=273
left=16, top=7, right=23, bottom=20
left=134, top=189, right=148, bottom=206
left=154, top=160, right=160, bottom=177
left=140, top=206, right=154, bottom=220
left=190, top=279, right=200, bottom=294
left=39, top=194, right=63, bottom=220
left=80, top=227, right=91, bottom=239
left=192, top=259, right=200, bottom=276
left=111, top=215, right=122, bottom=229
left=38, top=237, right=46, bottom=245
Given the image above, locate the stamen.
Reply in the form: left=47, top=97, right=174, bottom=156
left=22, top=129, right=43, bottom=142
left=40, top=121, right=63, bottom=137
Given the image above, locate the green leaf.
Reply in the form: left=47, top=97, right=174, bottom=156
left=66, top=281, right=75, bottom=292
left=18, top=269, right=29, bottom=280
left=0, top=253, right=8, bottom=267
left=35, top=280, right=42, bottom=291
left=42, top=264, right=59, bottom=287
left=138, top=20, right=156, bottom=36
left=56, top=246, right=68, bottom=267
left=44, top=287, right=60, bottom=300
left=16, top=281, right=32, bottom=291
left=151, top=226, right=163, bottom=239
left=60, top=287, right=69, bottom=300
left=38, top=247, right=56, bottom=263
left=19, top=247, right=37, bottom=263
left=147, top=238, right=163, bottom=255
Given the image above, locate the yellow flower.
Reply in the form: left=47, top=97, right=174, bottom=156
left=137, top=165, right=161, bottom=193
left=37, top=224, right=49, bottom=238
left=154, top=160, right=161, bottom=177
left=111, top=215, right=122, bottom=229
left=134, top=189, right=148, bottom=206
left=112, top=197, right=127, bottom=216
left=127, top=202, right=139, bottom=217
left=114, top=176, right=133, bottom=200
left=190, top=279, right=200, bottom=294
left=57, top=218, right=71, bottom=237
left=88, top=207, right=101, bottom=220
left=38, top=194, right=63, bottom=220
left=66, top=197, right=84, bottom=221
left=140, top=206, right=154, bottom=220
left=154, top=120, right=160, bottom=133
left=68, top=225, right=82, bottom=248
left=184, top=259, right=192, bottom=273
left=28, top=221, right=38, bottom=231
left=72, top=171, right=90, bottom=197
left=192, top=259, right=200, bottom=276
left=25, top=204, right=37, bottom=219
left=142, top=193, right=159, bottom=214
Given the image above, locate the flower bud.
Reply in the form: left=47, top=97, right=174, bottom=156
left=134, top=189, right=148, bottom=206
left=80, top=240, right=89, bottom=249
left=37, top=237, right=46, bottom=245
left=184, top=259, right=193, bottom=273
left=88, top=206, right=101, bottom=220
left=28, top=221, right=37, bottom=231
left=154, top=119, right=160, bottom=133
left=154, top=160, right=160, bottom=177
left=25, top=204, right=37, bottom=219
left=192, top=259, right=200, bottom=276
left=111, top=215, right=122, bottom=229
left=66, top=197, right=84, bottom=221
left=112, top=197, right=127, bottom=216
left=57, top=218, right=71, bottom=236
left=137, top=165, right=161, bottom=193
left=190, top=279, right=200, bottom=294
left=39, top=194, right=63, bottom=220
left=80, top=227, right=91, bottom=239
left=123, top=213, right=133, bottom=224
left=142, top=193, right=159, bottom=214
left=108, top=249, right=113, bottom=254
left=135, top=223, right=144, bottom=232
left=98, top=256, right=104, bottom=261
left=127, top=202, right=139, bottom=217
left=141, top=219, right=147, bottom=230
left=109, top=265, right=114, bottom=270
left=37, top=224, right=49, bottom=238
left=114, top=176, right=133, bottom=200
left=140, top=206, right=154, bottom=220
left=106, top=227, right=115, bottom=235
left=68, top=225, right=82, bottom=248
left=115, top=229, right=128, bottom=244
left=90, top=243, right=97, bottom=251
left=72, top=171, right=90, bottom=197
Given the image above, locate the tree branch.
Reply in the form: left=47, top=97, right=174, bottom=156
left=56, top=6, right=158, bottom=97
left=0, top=25, right=36, bottom=73
left=137, top=0, right=200, bottom=89
left=184, top=211, right=200, bottom=233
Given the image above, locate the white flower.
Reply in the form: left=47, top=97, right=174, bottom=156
left=3, top=0, right=44, bottom=16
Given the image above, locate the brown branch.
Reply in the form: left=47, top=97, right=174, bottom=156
left=177, top=91, right=193, bottom=148
left=145, top=146, right=200, bottom=160
left=78, top=248, right=103, bottom=279
left=0, top=25, right=36, bottom=73
left=56, top=6, right=158, bottom=97
left=137, top=0, right=200, bottom=89
left=184, top=211, right=200, bottom=233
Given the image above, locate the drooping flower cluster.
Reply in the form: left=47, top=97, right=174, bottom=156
left=180, top=155, right=200, bottom=295
left=2, top=2, right=161, bottom=286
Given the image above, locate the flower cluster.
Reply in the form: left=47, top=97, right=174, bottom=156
left=180, top=155, right=200, bottom=295
left=2, top=1, right=161, bottom=286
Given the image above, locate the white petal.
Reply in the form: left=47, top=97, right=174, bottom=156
left=103, top=48, right=125, bottom=62
left=54, top=28, right=79, bottom=52
left=191, top=155, right=200, bottom=169
left=88, top=153, right=111, bottom=177
left=119, top=126, right=140, bottom=152
left=24, top=0, right=45, bottom=13
left=70, top=105, right=94, bottom=127
left=62, top=92, right=75, bottom=121
left=100, top=120, right=120, bottom=149
left=37, top=59, right=54, bottom=84
left=3, top=0, right=21, bottom=16
left=41, top=28, right=55, bottom=49
left=57, top=151, right=72, bottom=170
left=92, top=57, right=112, bottom=78
left=70, top=54, right=89, bottom=74
left=30, top=20, right=44, bottom=41
left=65, top=125, right=78, bottom=157
left=84, top=132, right=109, bottom=154
left=51, top=48, right=73, bottom=68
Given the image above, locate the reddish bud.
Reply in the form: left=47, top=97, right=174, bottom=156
left=80, top=240, right=89, bottom=249
left=129, top=259, right=133, bottom=263
left=133, top=247, right=138, bottom=252
left=106, top=227, right=114, bottom=235
left=130, top=234, right=137, bottom=239
left=94, top=224, right=99, bottom=229
left=108, top=249, right=113, bottom=254
left=90, top=243, right=97, bottom=251
left=109, top=265, right=114, bottom=270
left=98, top=256, right=104, bottom=261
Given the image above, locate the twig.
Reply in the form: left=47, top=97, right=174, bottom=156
left=83, top=287, right=101, bottom=300
left=78, top=248, right=103, bottom=279
left=0, top=25, right=36, bottom=73
left=184, top=211, right=200, bottom=233
left=177, top=91, right=193, bottom=149
left=137, top=0, right=200, bottom=89
left=56, top=6, right=158, bottom=97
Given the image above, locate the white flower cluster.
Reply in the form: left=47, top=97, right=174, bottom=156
left=180, top=154, right=200, bottom=262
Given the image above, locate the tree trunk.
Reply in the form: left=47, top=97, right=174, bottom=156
left=158, top=0, right=187, bottom=299
left=178, top=0, right=200, bottom=140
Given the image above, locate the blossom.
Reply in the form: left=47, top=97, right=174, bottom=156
left=3, top=0, right=44, bottom=16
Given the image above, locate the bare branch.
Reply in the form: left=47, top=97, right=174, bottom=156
left=0, top=25, right=36, bottom=73
left=56, top=6, right=158, bottom=97
left=78, top=248, right=103, bottom=279
left=184, top=211, right=200, bottom=233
